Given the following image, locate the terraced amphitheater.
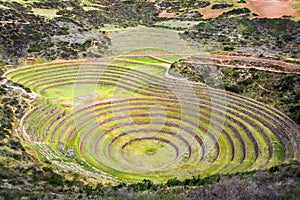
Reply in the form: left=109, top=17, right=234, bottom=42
left=4, top=27, right=300, bottom=183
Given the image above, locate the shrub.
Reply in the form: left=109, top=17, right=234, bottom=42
left=224, top=46, right=235, bottom=51
left=212, top=4, right=233, bottom=10
left=167, top=177, right=182, bottom=187
left=225, top=84, right=243, bottom=93
left=48, top=173, right=64, bottom=186
left=269, top=166, right=280, bottom=173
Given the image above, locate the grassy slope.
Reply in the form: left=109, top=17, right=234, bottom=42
left=0, top=0, right=299, bottom=199
left=7, top=55, right=296, bottom=184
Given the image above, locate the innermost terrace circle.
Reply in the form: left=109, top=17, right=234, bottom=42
left=119, top=137, right=179, bottom=172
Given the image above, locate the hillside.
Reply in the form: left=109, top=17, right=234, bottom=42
left=0, top=0, right=300, bottom=199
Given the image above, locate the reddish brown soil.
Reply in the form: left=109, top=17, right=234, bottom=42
left=246, top=0, right=298, bottom=18
left=195, top=0, right=299, bottom=19
left=197, top=3, right=231, bottom=19
left=200, top=8, right=229, bottom=18
left=158, top=11, right=176, bottom=18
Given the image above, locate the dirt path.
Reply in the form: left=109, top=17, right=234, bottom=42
left=158, top=11, right=176, bottom=18
left=0, top=20, right=31, bottom=25
left=210, top=55, right=300, bottom=69
left=1, top=70, right=39, bottom=99
left=187, top=55, right=300, bottom=74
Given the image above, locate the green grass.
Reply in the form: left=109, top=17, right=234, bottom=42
left=117, top=57, right=169, bottom=65
left=6, top=54, right=298, bottom=183
left=32, top=8, right=59, bottom=19
left=154, top=20, right=201, bottom=29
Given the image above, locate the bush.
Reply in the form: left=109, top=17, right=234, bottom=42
left=0, top=86, right=6, bottom=95
left=48, top=173, right=64, bottom=186
left=225, top=84, right=243, bottom=93
left=269, top=166, right=280, bottom=173
left=129, top=179, right=156, bottom=191
left=224, top=46, right=235, bottom=51
left=167, top=177, right=182, bottom=187
left=212, top=4, right=233, bottom=10
left=218, top=8, right=251, bottom=18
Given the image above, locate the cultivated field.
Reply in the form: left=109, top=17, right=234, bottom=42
left=4, top=27, right=300, bottom=183
left=6, top=54, right=300, bottom=183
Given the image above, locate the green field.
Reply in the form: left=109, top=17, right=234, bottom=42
left=6, top=52, right=300, bottom=183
